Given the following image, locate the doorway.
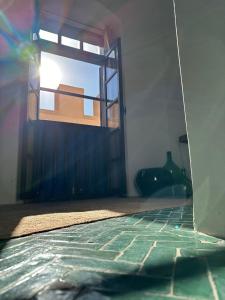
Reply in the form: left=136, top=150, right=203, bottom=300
left=20, top=29, right=126, bottom=201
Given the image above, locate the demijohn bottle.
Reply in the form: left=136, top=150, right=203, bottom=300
left=163, top=151, right=189, bottom=197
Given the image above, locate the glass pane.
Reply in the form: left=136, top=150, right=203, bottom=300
left=83, top=42, right=101, bottom=55
left=61, top=36, right=80, bottom=49
left=40, top=52, right=100, bottom=98
left=39, top=29, right=58, bottom=43
left=32, top=33, right=38, bottom=41
left=39, top=90, right=101, bottom=126
left=84, top=99, right=94, bottom=116
left=106, top=49, right=117, bottom=80
left=106, top=73, right=119, bottom=103
left=40, top=91, right=55, bottom=110
left=107, top=102, right=119, bottom=128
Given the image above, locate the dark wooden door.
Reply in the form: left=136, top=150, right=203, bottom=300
left=21, top=121, right=109, bottom=201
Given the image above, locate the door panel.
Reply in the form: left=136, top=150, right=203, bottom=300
left=21, top=121, right=109, bottom=201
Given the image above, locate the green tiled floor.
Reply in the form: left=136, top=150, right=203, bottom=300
left=0, top=205, right=225, bottom=299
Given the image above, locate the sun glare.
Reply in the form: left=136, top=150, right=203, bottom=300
left=40, top=57, right=62, bottom=89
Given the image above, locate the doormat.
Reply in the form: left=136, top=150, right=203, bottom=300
left=0, top=198, right=191, bottom=239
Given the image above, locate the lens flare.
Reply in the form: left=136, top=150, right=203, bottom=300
left=40, top=57, right=62, bottom=89
left=17, top=42, right=38, bottom=62
left=0, top=0, right=15, bottom=12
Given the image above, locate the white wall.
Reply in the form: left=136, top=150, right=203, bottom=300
left=0, top=0, right=190, bottom=204
left=36, top=0, right=191, bottom=197
left=0, top=63, right=26, bottom=204
left=174, top=0, right=225, bottom=238
left=110, top=0, right=189, bottom=195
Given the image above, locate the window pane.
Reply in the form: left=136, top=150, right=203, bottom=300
left=106, top=73, right=119, bottom=103
left=107, top=102, right=120, bottom=128
left=106, top=49, right=117, bottom=80
left=39, top=29, right=58, bottom=43
left=84, top=99, right=94, bottom=116
left=83, top=42, right=101, bottom=55
left=40, top=52, right=100, bottom=98
left=39, top=91, right=100, bottom=126
left=61, top=36, right=80, bottom=49
left=40, top=91, right=55, bottom=110
left=32, top=33, right=38, bottom=41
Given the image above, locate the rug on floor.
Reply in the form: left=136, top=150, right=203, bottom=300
left=0, top=198, right=191, bottom=238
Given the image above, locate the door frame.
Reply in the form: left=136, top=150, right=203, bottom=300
left=18, top=32, right=127, bottom=200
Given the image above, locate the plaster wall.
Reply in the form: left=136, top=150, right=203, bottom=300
left=0, top=63, right=27, bottom=204
left=112, top=0, right=189, bottom=195
left=0, top=0, right=190, bottom=203
left=174, top=0, right=225, bottom=238
left=39, top=0, right=191, bottom=197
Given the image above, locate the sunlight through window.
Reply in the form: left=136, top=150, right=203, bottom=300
left=83, top=42, right=101, bottom=55
left=61, top=36, right=80, bottom=49
left=39, top=29, right=58, bottom=43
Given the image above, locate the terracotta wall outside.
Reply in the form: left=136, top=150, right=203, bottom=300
left=39, top=84, right=101, bottom=126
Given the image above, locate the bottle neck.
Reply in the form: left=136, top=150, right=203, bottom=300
left=166, top=151, right=172, bottom=163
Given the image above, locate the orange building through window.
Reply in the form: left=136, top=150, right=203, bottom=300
left=39, top=84, right=101, bottom=126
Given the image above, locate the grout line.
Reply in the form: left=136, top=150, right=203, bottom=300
left=138, top=241, right=157, bottom=273
left=159, top=220, right=169, bottom=232
left=145, top=292, right=193, bottom=300
left=169, top=247, right=180, bottom=296
left=146, top=219, right=157, bottom=229
left=0, top=263, right=50, bottom=295
left=206, top=259, right=219, bottom=300
left=176, top=248, right=181, bottom=258
left=53, top=253, right=138, bottom=264
left=114, top=236, right=137, bottom=261
left=99, top=234, right=120, bottom=251
left=48, top=244, right=117, bottom=253
left=133, top=217, right=145, bottom=226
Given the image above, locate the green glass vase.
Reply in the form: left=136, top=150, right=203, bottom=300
left=163, top=151, right=192, bottom=198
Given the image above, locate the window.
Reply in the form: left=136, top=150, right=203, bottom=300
left=84, top=99, right=94, bottom=116
left=32, top=33, right=38, bottom=41
left=40, top=91, right=55, bottom=110
left=39, top=29, right=58, bottom=43
left=38, top=52, right=101, bottom=124
left=61, top=36, right=80, bottom=49
left=106, top=49, right=117, bottom=80
left=106, top=73, right=119, bottom=103
left=83, top=42, right=101, bottom=55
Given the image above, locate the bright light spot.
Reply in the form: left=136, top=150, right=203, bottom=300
left=61, top=36, right=80, bottom=49
left=40, top=57, right=62, bottom=89
left=83, top=42, right=101, bottom=55
left=39, top=29, right=58, bottom=43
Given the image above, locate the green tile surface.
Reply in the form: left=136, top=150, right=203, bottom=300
left=0, top=205, right=224, bottom=300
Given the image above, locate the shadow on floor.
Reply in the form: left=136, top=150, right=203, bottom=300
left=1, top=203, right=225, bottom=300
left=21, top=247, right=225, bottom=300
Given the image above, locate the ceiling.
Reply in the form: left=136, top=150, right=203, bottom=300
left=40, top=0, right=116, bottom=31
